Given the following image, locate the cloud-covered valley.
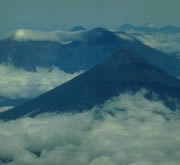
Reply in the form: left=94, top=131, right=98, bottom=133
left=0, top=90, right=180, bottom=165
left=0, top=64, right=83, bottom=99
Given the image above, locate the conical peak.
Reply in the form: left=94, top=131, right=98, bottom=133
left=1, top=49, right=180, bottom=120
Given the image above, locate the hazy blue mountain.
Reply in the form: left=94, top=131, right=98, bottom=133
left=1, top=49, right=180, bottom=120
left=70, top=25, right=86, bottom=32
left=160, top=25, right=180, bottom=33
left=0, top=27, right=180, bottom=77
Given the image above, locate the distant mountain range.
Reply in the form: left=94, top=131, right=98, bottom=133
left=1, top=49, right=180, bottom=120
left=119, top=24, right=180, bottom=33
left=0, top=27, right=180, bottom=78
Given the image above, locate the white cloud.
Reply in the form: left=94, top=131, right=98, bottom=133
left=9, top=29, right=85, bottom=44
left=0, top=90, right=180, bottom=165
left=0, top=64, right=83, bottom=99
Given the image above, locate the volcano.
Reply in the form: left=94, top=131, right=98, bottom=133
left=1, top=49, right=180, bottom=120
left=0, top=28, right=180, bottom=77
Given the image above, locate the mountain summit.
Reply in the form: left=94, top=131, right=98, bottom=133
left=1, top=49, right=180, bottom=120
left=0, top=27, right=180, bottom=76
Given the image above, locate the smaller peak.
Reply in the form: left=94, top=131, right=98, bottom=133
left=70, top=25, right=86, bottom=32
left=88, top=27, right=115, bottom=36
left=91, top=27, right=109, bottom=33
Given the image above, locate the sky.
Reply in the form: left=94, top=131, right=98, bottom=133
left=0, top=0, right=180, bottom=38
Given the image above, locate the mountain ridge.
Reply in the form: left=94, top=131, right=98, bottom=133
left=1, top=49, right=180, bottom=120
left=0, top=27, right=180, bottom=77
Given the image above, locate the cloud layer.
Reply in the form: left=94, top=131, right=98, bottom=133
left=0, top=64, right=83, bottom=99
left=0, top=90, right=180, bottom=165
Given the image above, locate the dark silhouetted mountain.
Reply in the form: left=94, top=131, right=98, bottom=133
left=70, top=25, right=86, bottom=32
left=1, top=50, right=180, bottom=120
left=0, top=27, right=180, bottom=77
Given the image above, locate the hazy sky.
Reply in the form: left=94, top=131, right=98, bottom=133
left=0, top=0, right=180, bottom=37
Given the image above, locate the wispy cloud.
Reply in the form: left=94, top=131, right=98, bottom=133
left=0, top=90, right=180, bottom=165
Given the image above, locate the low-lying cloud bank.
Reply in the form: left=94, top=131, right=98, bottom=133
left=0, top=90, right=180, bottom=165
left=0, top=64, right=83, bottom=99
